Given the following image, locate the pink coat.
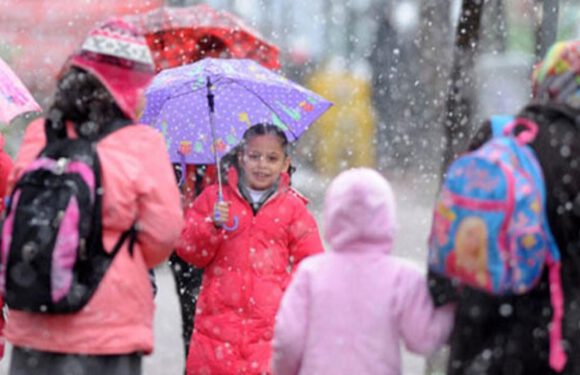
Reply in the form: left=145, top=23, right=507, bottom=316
left=4, top=118, right=183, bottom=355
left=272, top=168, right=455, bottom=375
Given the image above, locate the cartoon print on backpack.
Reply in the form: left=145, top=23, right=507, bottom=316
left=445, top=216, right=491, bottom=290
left=429, top=202, right=454, bottom=253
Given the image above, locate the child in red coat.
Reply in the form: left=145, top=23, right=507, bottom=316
left=177, top=124, right=324, bottom=374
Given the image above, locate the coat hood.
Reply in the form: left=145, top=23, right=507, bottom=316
left=323, top=168, right=397, bottom=253
left=66, top=19, right=154, bottom=121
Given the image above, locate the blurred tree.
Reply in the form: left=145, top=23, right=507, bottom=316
left=414, top=0, right=453, bottom=177
left=369, top=2, right=423, bottom=173
left=441, top=0, right=484, bottom=174
left=369, top=5, right=401, bottom=170
left=534, top=0, right=559, bottom=62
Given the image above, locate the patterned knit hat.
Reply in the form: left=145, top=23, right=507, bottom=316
left=532, top=40, right=580, bottom=110
left=66, top=19, right=155, bottom=120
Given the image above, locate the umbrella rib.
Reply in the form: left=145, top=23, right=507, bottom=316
left=226, top=79, right=300, bottom=141
left=165, top=75, right=228, bottom=100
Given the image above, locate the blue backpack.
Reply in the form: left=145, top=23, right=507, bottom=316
left=428, top=116, right=566, bottom=371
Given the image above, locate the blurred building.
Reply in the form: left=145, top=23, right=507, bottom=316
left=0, top=0, right=162, bottom=107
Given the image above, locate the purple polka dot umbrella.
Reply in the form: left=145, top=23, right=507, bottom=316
left=140, top=57, right=332, bottom=192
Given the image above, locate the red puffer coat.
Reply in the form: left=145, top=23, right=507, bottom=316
left=177, top=167, right=324, bottom=374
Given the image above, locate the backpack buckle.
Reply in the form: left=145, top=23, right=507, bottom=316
left=54, top=158, right=69, bottom=175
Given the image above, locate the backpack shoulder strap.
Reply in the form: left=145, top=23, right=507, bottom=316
left=44, top=118, right=68, bottom=144
left=109, top=224, right=138, bottom=258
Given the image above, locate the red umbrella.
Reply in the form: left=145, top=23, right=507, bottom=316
left=122, top=4, right=280, bottom=71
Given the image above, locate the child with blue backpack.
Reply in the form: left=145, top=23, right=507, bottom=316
left=428, top=40, right=580, bottom=375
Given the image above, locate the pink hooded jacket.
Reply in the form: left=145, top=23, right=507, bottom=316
left=272, top=168, right=455, bottom=375
left=3, top=118, right=183, bottom=355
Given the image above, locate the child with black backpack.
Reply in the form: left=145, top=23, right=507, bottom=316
left=429, top=40, right=580, bottom=375
left=1, top=20, right=183, bottom=375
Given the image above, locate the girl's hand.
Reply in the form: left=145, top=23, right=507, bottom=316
left=213, top=201, right=230, bottom=227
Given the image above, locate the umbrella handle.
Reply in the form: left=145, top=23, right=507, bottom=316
left=215, top=191, right=239, bottom=232
left=177, top=153, right=186, bottom=187
left=222, top=216, right=239, bottom=232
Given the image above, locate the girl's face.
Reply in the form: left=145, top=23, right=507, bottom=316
left=238, top=134, right=290, bottom=190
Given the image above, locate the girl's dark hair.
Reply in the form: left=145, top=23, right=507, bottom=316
left=220, top=123, right=296, bottom=177
left=239, top=123, right=290, bottom=155
left=47, top=67, right=129, bottom=139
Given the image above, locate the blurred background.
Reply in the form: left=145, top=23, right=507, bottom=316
left=1, top=0, right=579, bottom=179
left=1, top=1, right=579, bottom=373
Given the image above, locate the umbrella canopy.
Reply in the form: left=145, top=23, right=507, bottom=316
left=122, top=4, right=280, bottom=71
left=140, top=58, right=331, bottom=165
left=0, top=57, right=41, bottom=124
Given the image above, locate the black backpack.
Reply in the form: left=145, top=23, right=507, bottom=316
left=0, top=119, right=135, bottom=313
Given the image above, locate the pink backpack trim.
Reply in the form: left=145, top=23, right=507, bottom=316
left=548, top=260, right=566, bottom=371
left=0, top=191, right=19, bottom=294
left=25, top=158, right=96, bottom=191
left=51, top=196, right=80, bottom=303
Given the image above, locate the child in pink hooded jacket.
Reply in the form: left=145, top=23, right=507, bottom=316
left=272, top=168, right=455, bottom=375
